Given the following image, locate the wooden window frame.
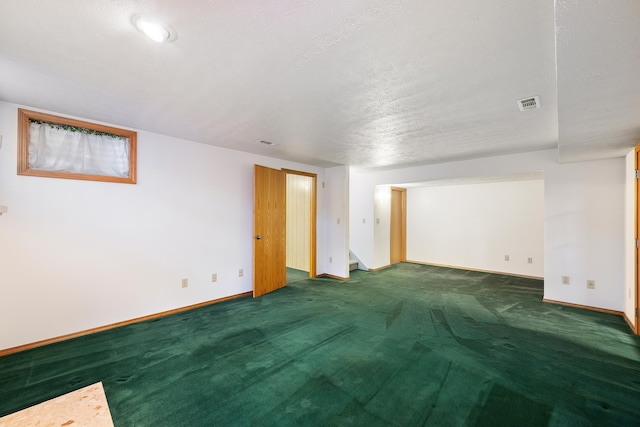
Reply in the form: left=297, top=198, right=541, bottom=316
left=18, top=109, right=137, bottom=184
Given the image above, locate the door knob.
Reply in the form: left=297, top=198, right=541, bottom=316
left=256, top=235, right=262, bottom=240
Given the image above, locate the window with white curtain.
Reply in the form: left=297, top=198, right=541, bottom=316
left=18, top=109, right=137, bottom=184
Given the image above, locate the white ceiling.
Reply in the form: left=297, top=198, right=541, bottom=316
left=0, top=1, right=638, bottom=171
left=556, top=0, right=640, bottom=163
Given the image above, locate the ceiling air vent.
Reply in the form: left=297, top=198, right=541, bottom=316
left=258, top=140, right=278, bottom=147
left=517, top=96, right=540, bottom=111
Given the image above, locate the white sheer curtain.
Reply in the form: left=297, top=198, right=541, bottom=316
left=28, top=122, right=130, bottom=178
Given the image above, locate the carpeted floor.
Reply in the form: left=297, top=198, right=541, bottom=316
left=286, top=267, right=310, bottom=284
left=1, top=263, right=639, bottom=426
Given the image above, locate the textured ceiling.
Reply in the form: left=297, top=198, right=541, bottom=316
left=555, top=0, right=640, bottom=163
left=0, top=1, right=637, bottom=171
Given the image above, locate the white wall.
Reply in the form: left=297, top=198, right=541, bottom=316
left=323, top=165, right=350, bottom=278
left=349, top=172, right=374, bottom=270
left=544, top=157, right=624, bottom=310
left=624, top=149, right=636, bottom=326
left=373, top=185, right=392, bottom=267
left=0, top=102, right=346, bottom=351
left=350, top=149, right=625, bottom=312
left=406, top=180, right=544, bottom=277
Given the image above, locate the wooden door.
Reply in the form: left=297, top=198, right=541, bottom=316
left=253, top=165, right=286, bottom=297
left=390, top=187, right=406, bottom=264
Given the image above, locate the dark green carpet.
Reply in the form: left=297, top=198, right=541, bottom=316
left=287, top=267, right=310, bottom=284
left=1, top=263, right=640, bottom=426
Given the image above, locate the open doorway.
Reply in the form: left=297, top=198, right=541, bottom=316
left=284, top=169, right=317, bottom=284
left=253, top=166, right=317, bottom=297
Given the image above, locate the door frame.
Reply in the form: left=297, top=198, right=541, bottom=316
left=283, top=169, right=317, bottom=278
left=635, top=146, right=640, bottom=334
left=390, top=186, right=407, bottom=264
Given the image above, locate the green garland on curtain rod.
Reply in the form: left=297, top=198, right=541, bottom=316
left=30, top=120, right=123, bottom=139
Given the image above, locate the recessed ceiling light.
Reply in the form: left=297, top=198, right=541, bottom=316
left=132, top=14, right=177, bottom=43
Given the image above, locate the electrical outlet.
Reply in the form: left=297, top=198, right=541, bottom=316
left=211, top=273, right=217, bottom=282
left=238, top=268, right=243, bottom=277
left=329, top=257, right=333, bottom=263
left=562, top=276, right=570, bottom=285
left=587, top=280, right=595, bottom=289
left=181, top=278, right=189, bottom=288
left=527, top=257, right=533, bottom=264
left=362, top=218, right=366, bottom=223
left=336, top=217, right=340, bottom=225
left=504, top=255, right=510, bottom=261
